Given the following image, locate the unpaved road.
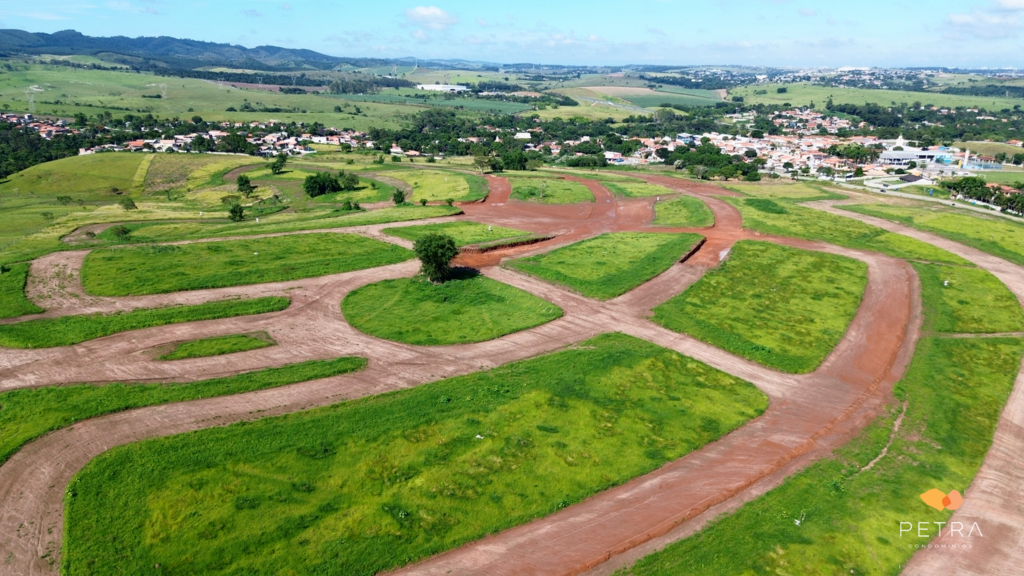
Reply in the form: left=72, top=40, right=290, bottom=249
left=0, top=176, right=1018, bottom=576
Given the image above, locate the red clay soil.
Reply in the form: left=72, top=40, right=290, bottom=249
left=0, top=177, right=939, bottom=576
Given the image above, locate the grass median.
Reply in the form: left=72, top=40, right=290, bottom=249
left=507, top=233, right=704, bottom=300
left=509, top=178, right=595, bottom=204
left=0, top=297, right=289, bottom=349
left=653, top=197, right=715, bottom=227
left=384, top=221, right=532, bottom=248
left=840, top=203, right=1024, bottom=267
left=729, top=197, right=971, bottom=265
left=914, top=262, right=1024, bottom=334
left=0, top=357, right=365, bottom=466
left=343, top=273, right=562, bottom=345
left=159, top=333, right=276, bottom=361
left=82, top=234, right=412, bottom=296
left=0, top=263, right=44, bottom=319
left=653, top=241, right=867, bottom=373
left=617, top=336, right=1024, bottom=576
left=63, top=333, right=767, bottom=576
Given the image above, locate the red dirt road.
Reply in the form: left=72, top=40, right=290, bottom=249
left=0, top=176, right=938, bottom=576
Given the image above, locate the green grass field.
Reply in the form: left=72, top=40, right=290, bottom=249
left=386, top=170, right=486, bottom=203
left=507, top=233, right=704, bottom=300
left=914, top=263, right=1024, bottom=334
left=81, top=234, right=412, bottom=296
left=63, top=333, right=767, bottom=576
left=0, top=357, right=365, bottom=466
left=840, top=203, right=1024, bottom=266
left=343, top=274, right=562, bottom=345
left=0, top=263, right=43, bottom=319
left=618, top=336, right=1024, bottom=576
left=953, top=142, right=1024, bottom=158
left=112, top=206, right=463, bottom=243
left=159, top=332, right=276, bottom=360
left=730, top=82, right=1024, bottom=111
left=729, top=198, right=972, bottom=265
left=509, top=178, right=595, bottom=204
left=653, top=197, right=715, bottom=227
left=726, top=182, right=843, bottom=201
left=975, top=170, right=1024, bottom=186
left=0, top=64, right=417, bottom=130
left=384, top=221, right=531, bottom=247
left=602, top=182, right=673, bottom=198
left=0, top=153, right=146, bottom=198
left=0, top=296, right=289, bottom=349
left=144, top=155, right=263, bottom=194
left=653, top=241, right=867, bottom=373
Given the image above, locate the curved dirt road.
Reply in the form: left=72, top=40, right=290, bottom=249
left=0, top=177, right=922, bottom=576
left=808, top=197, right=1024, bottom=576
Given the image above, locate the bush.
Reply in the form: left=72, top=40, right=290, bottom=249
left=392, top=189, right=406, bottom=205
left=237, top=174, right=255, bottom=197
left=420, top=199, right=428, bottom=206
left=302, top=172, right=342, bottom=198
left=118, top=198, right=137, bottom=211
left=229, top=203, right=245, bottom=222
left=108, top=225, right=132, bottom=242
left=413, top=233, right=459, bottom=282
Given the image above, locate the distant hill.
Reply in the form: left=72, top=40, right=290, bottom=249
left=0, top=29, right=497, bottom=72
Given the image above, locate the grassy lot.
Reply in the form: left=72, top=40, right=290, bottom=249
left=0, top=357, right=365, bottom=466
left=0, top=296, right=289, bottom=349
left=82, top=234, right=412, bottom=296
left=508, top=233, right=704, bottom=300
left=653, top=197, right=715, bottom=227
left=115, top=206, right=463, bottom=242
left=602, top=182, right=673, bottom=198
left=159, top=332, right=275, bottom=361
left=726, top=182, right=844, bottom=201
left=509, top=178, right=595, bottom=204
left=729, top=198, right=972, bottom=265
left=0, top=64, right=417, bottom=130
left=0, top=153, right=146, bottom=197
left=653, top=241, right=867, bottom=373
left=63, top=333, right=767, bottom=576
left=840, top=203, right=1024, bottom=266
left=618, top=336, right=1024, bottom=576
left=914, top=263, right=1024, bottom=334
left=384, top=221, right=531, bottom=248
left=975, top=170, right=1024, bottom=186
left=953, top=142, right=1024, bottom=158
left=386, top=170, right=487, bottom=203
left=310, top=178, right=395, bottom=205
left=145, top=155, right=262, bottom=194
left=343, top=274, right=562, bottom=345
left=730, top=82, right=1024, bottom=110
left=0, top=263, right=43, bottom=319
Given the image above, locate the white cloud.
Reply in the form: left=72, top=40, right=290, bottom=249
left=477, top=17, right=488, bottom=26
left=411, top=29, right=430, bottom=41
left=993, top=0, right=1024, bottom=9
left=404, top=6, right=458, bottom=30
left=282, top=2, right=292, bottom=10
left=799, top=8, right=816, bottom=16
left=948, top=9, right=1020, bottom=38
left=242, top=9, right=262, bottom=17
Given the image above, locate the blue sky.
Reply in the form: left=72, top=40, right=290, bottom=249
left=1, top=0, right=1022, bottom=67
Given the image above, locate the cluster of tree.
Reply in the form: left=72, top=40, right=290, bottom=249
left=662, top=141, right=763, bottom=181
left=302, top=171, right=359, bottom=197
left=0, top=123, right=89, bottom=179
left=824, top=143, right=881, bottom=163
left=328, top=76, right=414, bottom=94
left=941, top=85, right=1024, bottom=99
left=945, top=177, right=1024, bottom=214
left=636, top=73, right=751, bottom=90
left=826, top=101, right=903, bottom=128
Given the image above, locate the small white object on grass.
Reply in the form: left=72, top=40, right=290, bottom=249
left=256, top=217, right=259, bottom=223
left=254, top=252, right=259, bottom=256
left=475, top=434, right=484, bottom=439
left=944, top=280, right=949, bottom=287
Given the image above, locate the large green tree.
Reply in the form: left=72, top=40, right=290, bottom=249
left=414, top=234, right=459, bottom=283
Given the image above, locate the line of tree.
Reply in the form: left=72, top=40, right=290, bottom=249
left=0, top=123, right=89, bottom=179
left=945, top=177, right=1024, bottom=214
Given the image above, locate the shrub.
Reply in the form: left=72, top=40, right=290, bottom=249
left=108, top=225, right=132, bottom=242
left=118, top=198, right=137, bottom=211
left=392, top=189, right=406, bottom=205
left=229, top=203, right=245, bottom=222
left=420, top=199, right=428, bottom=206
